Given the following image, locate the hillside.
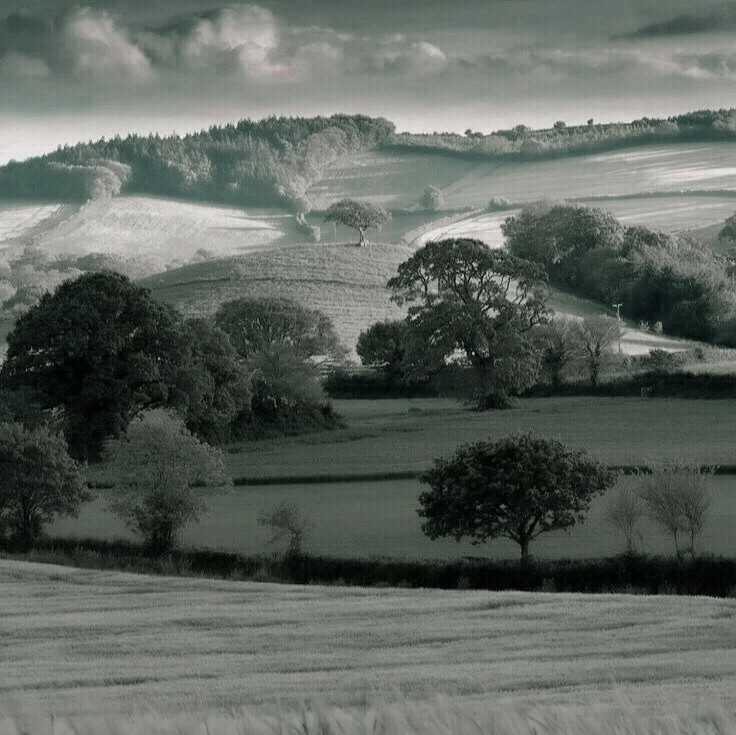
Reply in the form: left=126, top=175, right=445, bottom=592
left=140, top=240, right=412, bottom=356
left=2, top=559, right=735, bottom=728
left=3, top=131, right=736, bottom=357
left=4, top=109, right=736, bottom=211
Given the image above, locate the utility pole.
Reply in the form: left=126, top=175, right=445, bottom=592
left=612, top=302, right=622, bottom=353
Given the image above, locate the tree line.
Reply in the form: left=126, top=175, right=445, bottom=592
left=5, top=108, right=736, bottom=209
left=387, top=108, right=736, bottom=160
left=502, top=201, right=736, bottom=343
left=0, top=115, right=395, bottom=210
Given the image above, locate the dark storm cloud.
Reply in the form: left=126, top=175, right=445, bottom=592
left=618, top=4, right=736, bottom=38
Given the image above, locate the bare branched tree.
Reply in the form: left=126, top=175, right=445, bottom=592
left=604, top=479, right=645, bottom=554
left=638, top=462, right=713, bottom=558
left=258, top=502, right=311, bottom=557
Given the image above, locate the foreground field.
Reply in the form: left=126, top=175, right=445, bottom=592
left=2, top=559, right=735, bottom=732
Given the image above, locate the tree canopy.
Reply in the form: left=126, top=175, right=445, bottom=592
left=356, top=319, right=410, bottom=382
left=0, top=272, right=186, bottom=460
left=215, top=296, right=344, bottom=362
left=418, top=432, right=615, bottom=561
left=0, top=422, right=88, bottom=549
left=105, top=410, right=231, bottom=555
left=388, top=238, right=549, bottom=408
left=503, top=202, right=734, bottom=343
left=324, top=199, right=391, bottom=245
left=172, top=318, right=252, bottom=445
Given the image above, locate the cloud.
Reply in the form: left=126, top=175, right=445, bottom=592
left=453, top=48, right=640, bottom=82
left=138, top=4, right=286, bottom=76
left=0, top=8, right=152, bottom=84
left=672, top=50, right=736, bottom=79
left=60, top=8, right=152, bottom=81
left=618, top=5, right=736, bottom=38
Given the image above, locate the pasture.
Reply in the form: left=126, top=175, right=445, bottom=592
left=50, top=397, right=736, bottom=560
left=2, top=559, right=736, bottom=733
left=48, top=473, right=736, bottom=560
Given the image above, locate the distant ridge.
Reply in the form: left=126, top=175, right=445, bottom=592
left=2, top=108, right=736, bottom=210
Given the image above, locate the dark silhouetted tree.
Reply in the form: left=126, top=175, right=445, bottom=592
left=0, top=272, right=186, bottom=460
left=388, top=238, right=549, bottom=408
left=419, top=432, right=615, bottom=562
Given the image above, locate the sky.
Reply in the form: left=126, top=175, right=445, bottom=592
left=2, top=0, right=736, bottom=162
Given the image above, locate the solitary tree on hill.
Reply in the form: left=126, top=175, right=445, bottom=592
left=418, top=432, right=615, bottom=563
left=324, top=198, right=391, bottom=246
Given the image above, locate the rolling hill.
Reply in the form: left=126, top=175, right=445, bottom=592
left=2, top=137, right=736, bottom=359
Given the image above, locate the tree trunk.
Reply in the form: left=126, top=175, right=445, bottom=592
left=358, top=228, right=366, bottom=246
left=519, top=538, right=531, bottom=564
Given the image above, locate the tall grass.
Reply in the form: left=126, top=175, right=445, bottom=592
left=3, top=696, right=735, bottom=735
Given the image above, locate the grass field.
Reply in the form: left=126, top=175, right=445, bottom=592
left=49, top=396, right=736, bottom=560
left=2, top=558, right=736, bottom=732
left=230, top=397, right=736, bottom=476
left=47, top=473, right=736, bottom=560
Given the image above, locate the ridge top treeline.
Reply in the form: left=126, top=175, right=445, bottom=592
left=4, top=108, right=736, bottom=207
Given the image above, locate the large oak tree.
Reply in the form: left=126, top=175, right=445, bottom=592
left=419, top=432, right=615, bottom=562
left=388, top=238, right=549, bottom=408
left=0, top=272, right=186, bottom=460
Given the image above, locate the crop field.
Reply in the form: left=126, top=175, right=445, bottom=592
left=143, top=242, right=412, bottom=354
left=29, top=197, right=290, bottom=275
left=309, top=143, right=736, bottom=211
left=0, top=201, right=68, bottom=243
left=2, top=559, right=736, bottom=733
left=306, top=150, right=477, bottom=209
left=438, top=143, right=736, bottom=208
left=50, top=396, right=736, bottom=560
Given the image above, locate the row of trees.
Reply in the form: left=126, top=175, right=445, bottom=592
left=358, top=312, right=622, bottom=393
left=605, top=464, right=712, bottom=558
left=0, top=268, right=354, bottom=553
left=418, top=433, right=713, bottom=562
left=0, top=409, right=231, bottom=555
left=354, top=236, right=628, bottom=407
left=388, top=108, right=736, bottom=160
